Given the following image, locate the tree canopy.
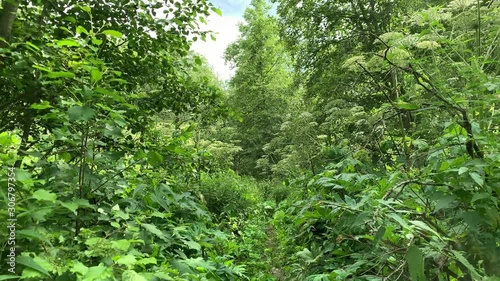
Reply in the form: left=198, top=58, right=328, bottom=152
left=0, top=0, right=499, bottom=280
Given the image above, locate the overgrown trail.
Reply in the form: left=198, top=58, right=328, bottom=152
left=265, top=224, right=285, bottom=281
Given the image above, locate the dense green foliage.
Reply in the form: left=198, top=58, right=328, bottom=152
left=1, top=0, right=499, bottom=280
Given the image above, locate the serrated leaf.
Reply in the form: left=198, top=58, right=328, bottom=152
left=102, top=30, right=123, bottom=38
left=122, top=270, right=147, bottom=281
left=17, top=256, right=51, bottom=277
left=70, top=261, right=88, bottom=276
left=142, top=223, right=165, bottom=239
left=183, top=240, right=201, bottom=251
left=138, top=257, right=157, bottom=265
left=21, top=268, right=42, bottom=279
left=33, top=189, right=57, bottom=203
left=406, top=245, right=426, bottom=281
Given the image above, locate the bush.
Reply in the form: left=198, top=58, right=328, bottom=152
left=199, top=171, right=258, bottom=218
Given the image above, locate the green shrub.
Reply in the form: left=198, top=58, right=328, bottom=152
left=199, top=171, right=259, bottom=218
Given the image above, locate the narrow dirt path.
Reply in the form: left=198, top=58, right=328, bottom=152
left=265, top=224, right=285, bottom=281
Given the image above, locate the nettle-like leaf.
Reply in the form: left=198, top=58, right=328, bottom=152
left=17, top=255, right=51, bottom=278
left=406, top=245, right=427, bottom=281
left=32, top=189, right=57, bottom=203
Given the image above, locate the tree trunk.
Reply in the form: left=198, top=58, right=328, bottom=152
left=0, top=0, right=21, bottom=46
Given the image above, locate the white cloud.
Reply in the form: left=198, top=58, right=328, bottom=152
left=191, top=13, right=242, bottom=81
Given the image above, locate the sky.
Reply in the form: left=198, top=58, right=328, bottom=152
left=191, top=0, right=252, bottom=81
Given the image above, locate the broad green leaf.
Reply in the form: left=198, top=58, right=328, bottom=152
left=406, top=245, right=426, bottom=281
left=122, top=270, right=147, bottom=281
left=47, top=71, right=75, bottom=79
left=434, top=195, right=456, bottom=212
left=102, top=30, right=123, bottom=38
left=85, top=237, right=107, bottom=247
left=396, top=102, right=419, bottom=110
left=111, top=239, right=131, bottom=251
left=182, top=257, right=217, bottom=271
left=296, top=248, right=314, bottom=262
left=183, top=240, right=201, bottom=251
left=79, top=5, right=91, bottom=14
left=70, top=261, right=88, bottom=276
left=458, top=167, right=468, bottom=175
left=15, top=169, right=31, bottom=182
left=116, top=255, right=137, bottom=266
left=60, top=201, right=79, bottom=214
left=0, top=132, right=11, bottom=146
left=137, top=257, right=157, bottom=265
left=68, top=106, right=95, bottom=121
left=17, top=229, right=52, bottom=246
left=194, top=56, right=202, bottom=65
left=56, top=39, right=80, bottom=47
left=30, top=101, right=52, bottom=109
left=142, top=223, right=165, bottom=239
left=17, top=256, right=51, bottom=277
left=469, top=172, right=484, bottom=186
left=33, top=189, right=57, bottom=203
left=82, top=264, right=107, bottom=281
left=21, top=268, right=43, bottom=279
left=91, top=69, right=103, bottom=82
left=147, top=151, right=164, bottom=167
left=91, top=38, right=103, bottom=46
left=76, top=26, right=89, bottom=35
left=471, top=192, right=490, bottom=203
left=211, top=7, right=222, bottom=16
left=63, top=16, right=76, bottom=24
